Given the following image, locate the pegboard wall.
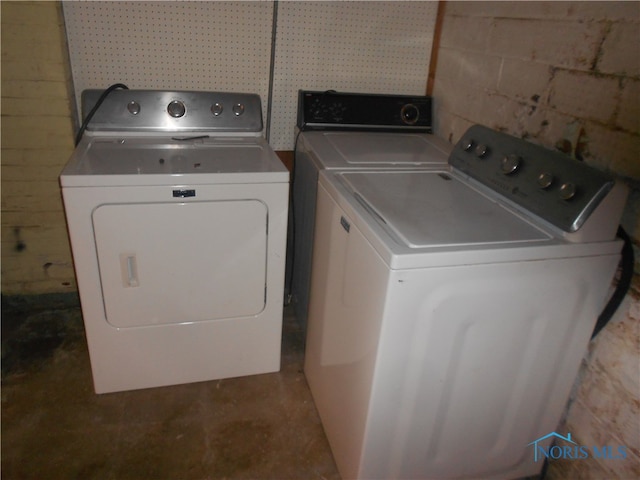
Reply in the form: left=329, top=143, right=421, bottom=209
left=271, top=1, right=438, bottom=149
left=62, top=1, right=273, bottom=126
left=63, top=1, right=438, bottom=150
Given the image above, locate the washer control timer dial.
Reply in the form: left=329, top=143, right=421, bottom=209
left=537, top=172, right=554, bottom=189
left=501, top=154, right=521, bottom=174
left=232, top=103, right=245, bottom=116
left=167, top=100, right=186, bottom=118
left=559, top=182, right=577, bottom=201
left=400, top=103, right=420, bottom=125
left=475, top=144, right=489, bottom=158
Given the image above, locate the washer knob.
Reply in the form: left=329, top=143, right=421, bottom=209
left=559, top=182, right=577, bottom=200
left=167, top=100, right=186, bottom=118
left=127, top=101, right=141, bottom=115
left=501, top=154, right=522, bottom=174
left=232, top=103, right=245, bottom=116
left=400, top=104, right=420, bottom=125
left=462, top=138, right=474, bottom=151
left=211, top=102, right=223, bottom=116
left=537, top=172, right=554, bottom=189
left=475, top=144, right=489, bottom=158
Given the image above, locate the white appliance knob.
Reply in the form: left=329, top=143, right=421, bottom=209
left=167, top=100, right=186, bottom=118
left=501, top=154, right=521, bottom=174
left=211, top=102, right=223, bottom=116
left=537, top=172, right=554, bottom=189
left=232, top=103, right=245, bottom=116
left=475, top=144, right=489, bottom=157
left=559, top=182, right=577, bottom=200
left=127, top=101, right=141, bottom=115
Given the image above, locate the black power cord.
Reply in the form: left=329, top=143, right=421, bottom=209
left=284, top=128, right=303, bottom=305
left=591, top=225, right=635, bottom=339
left=74, top=83, right=129, bottom=146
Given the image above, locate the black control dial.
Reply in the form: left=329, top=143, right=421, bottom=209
left=400, top=104, right=420, bottom=125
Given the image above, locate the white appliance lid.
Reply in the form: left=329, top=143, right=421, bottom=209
left=341, top=171, right=550, bottom=248
left=300, top=131, right=451, bottom=170
left=325, top=132, right=450, bottom=164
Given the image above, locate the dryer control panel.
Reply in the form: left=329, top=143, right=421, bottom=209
left=297, top=90, right=432, bottom=132
left=82, top=90, right=263, bottom=133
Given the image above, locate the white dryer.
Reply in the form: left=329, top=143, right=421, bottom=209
left=290, top=91, right=452, bottom=329
left=60, top=89, right=289, bottom=393
left=304, top=124, right=628, bottom=479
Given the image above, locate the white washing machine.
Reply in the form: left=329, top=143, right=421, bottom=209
left=304, top=124, right=628, bottom=479
left=60, top=89, right=289, bottom=393
left=290, top=91, right=452, bottom=329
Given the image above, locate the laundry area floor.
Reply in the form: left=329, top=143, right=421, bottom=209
left=1, top=294, right=340, bottom=480
left=2, top=294, right=575, bottom=480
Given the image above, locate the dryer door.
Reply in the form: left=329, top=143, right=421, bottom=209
left=92, top=200, right=267, bottom=327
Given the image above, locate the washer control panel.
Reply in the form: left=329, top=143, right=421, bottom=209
left=297, top=90, right=432, bottom=132
left=81, top=90, right=262, bottom=133
left=451, top=124, right=617, bottom=233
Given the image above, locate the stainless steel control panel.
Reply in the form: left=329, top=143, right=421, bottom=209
left=451, top=124, right=617, bottom=234
left=82, top=90, right=263, bottom=133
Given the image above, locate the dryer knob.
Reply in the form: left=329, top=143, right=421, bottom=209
left=167, top=100, right=186, bottom=118
left=127, top=101, right=141, bottom=115
left=462, top=138, right=474, bottom=151
left=211, top=102, right=223, bottom=116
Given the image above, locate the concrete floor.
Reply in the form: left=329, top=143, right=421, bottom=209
left=2, top=294, right=567, bottom=480
left=1, top=294, right=340, bottom=480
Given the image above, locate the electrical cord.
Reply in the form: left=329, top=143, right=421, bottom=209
left=286, top=89, right=336, bottom=300
left=284, top=128, right=303, bottom=305
left=74, top=83, right=129, bottom=146
left=591, top=225, right=634, bottom=339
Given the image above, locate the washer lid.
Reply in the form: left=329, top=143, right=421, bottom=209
left=302, top=131, right=451, bottom=169
left=340, top=171, right=550, bottom=248
left=326, top=132, right=451, bottom=164
left=60, top=136, right=289, bottom=187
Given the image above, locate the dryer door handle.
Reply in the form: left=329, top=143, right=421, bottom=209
left=120, top=254, right=140, bottom=288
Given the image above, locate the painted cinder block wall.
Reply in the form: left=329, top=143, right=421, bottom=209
left=1, top=1, right=77, bottom=294
left=432, top=2, right=639, bottom=478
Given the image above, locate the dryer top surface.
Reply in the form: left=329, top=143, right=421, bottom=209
left=61, top=136, right=289, bottom=187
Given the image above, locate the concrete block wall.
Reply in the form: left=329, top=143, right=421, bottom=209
left=1, top=1, right=77, bottom=294
left=432, top=2, right=639, bottom=478
left=433, top=2, right=639, bottom=228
